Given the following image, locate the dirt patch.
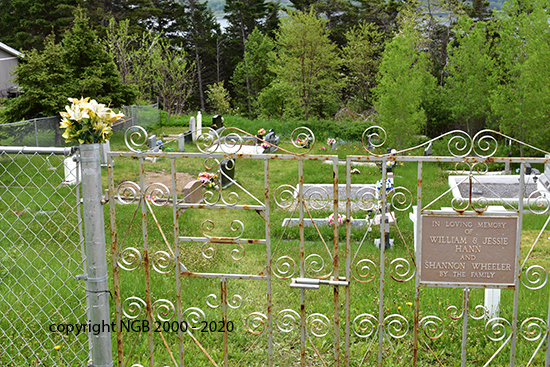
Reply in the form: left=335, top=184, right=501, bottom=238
left=144, top=171, right=196, bottom=193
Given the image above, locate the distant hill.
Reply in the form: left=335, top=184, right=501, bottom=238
left=207, top=0, right=292, bottom=15
left=206, top=0, right=505, bottom=17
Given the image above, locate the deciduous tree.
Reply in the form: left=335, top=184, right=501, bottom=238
left=270, top=9, right=341, bottom=120
left=374, top=9, right=436, bottom=148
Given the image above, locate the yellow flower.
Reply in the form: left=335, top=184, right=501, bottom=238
left=54, top=345, right=61, bottom=351
left=59, top=118, right=72, bottom=129
left=398, top=306, right=401, bottom=311
left=63, top=103, right=89, bottom=122
left=108, top=110, right=124, bottom=123
left=406, top=302, right=413, bottom=307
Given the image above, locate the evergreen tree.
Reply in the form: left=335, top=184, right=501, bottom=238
left=177, top=0, right=221, bottom=111
left=62, top=8, right=137, bottom=107
left=0, top=0, right=77, bottom=51
left=1, top=9, right=137, bottom=127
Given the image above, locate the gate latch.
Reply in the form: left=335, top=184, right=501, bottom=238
left=290, top=277, right=349, bottom=289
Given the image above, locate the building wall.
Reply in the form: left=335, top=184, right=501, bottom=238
left=0, top=48, right=19, bottom=93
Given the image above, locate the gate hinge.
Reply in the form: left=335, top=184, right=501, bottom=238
left=290, top=277, right=349, bottom=289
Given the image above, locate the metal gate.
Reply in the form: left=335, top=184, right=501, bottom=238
left=108, top=126, right=550, bottom=366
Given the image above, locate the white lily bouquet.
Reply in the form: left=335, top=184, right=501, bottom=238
left=60, top=97, right=124, bottom=144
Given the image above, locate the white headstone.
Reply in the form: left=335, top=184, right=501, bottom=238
left=197, top=111, right=202, bottom=137
left=63, top=155, right=81, bottom=185
left=190, top=116, right=196, bottom=141
left=484, top=289, right=501, bottom=320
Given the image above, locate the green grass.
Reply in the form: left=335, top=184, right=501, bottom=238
left=2, top=125, right=550, bottom=366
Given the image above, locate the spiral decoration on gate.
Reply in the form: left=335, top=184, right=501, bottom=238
left=306, top=313, right=331, bottom=337
left=245, top=312, right=268, bottom=335
left=520, top=317, right=546, bottom=342
left=485, top=317, right=512, bottom=342
left=151, top=250, right=174, bottom=274
left=125, top=125, right=148, bottom=152
left=352, top=313, right=378, bottom=338
left=276, top=309, right=300, bottom=333
left=420, top=316, right=444, bottom=340
left=117, top=247, right=142, bottom=271
left=273, top=256, right=297, bottom=279
left=152, top=299, right=176, bottom=322
left=352, top=258, right=377, bottom=283
left=116, top=181, right=142, bottom=205
left=122, top=297, right=147, bottom=319
left=521, top=265, right=548, bottom=290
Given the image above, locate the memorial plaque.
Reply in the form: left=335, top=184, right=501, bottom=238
left=420, top=214, right=517, bottom=286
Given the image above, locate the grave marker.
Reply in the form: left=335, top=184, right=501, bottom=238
left=190, top=116, right=196, bottom=141
left=184, top=180, right=203, bottom=203
left=420, top=214, right=517, bottom=286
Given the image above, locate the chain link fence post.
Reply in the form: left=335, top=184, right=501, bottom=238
left=80, top=144, right=113, bottom=367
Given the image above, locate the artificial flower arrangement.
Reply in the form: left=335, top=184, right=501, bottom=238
left=198, top=172, right=218, bottom=188
left=60, top=97, right=124, bottom=144
left=327, top=213, right=354, bottom=225
left=327, top=138, right=336, bottom=145
left=350, top=168, right=360, bottom=174
left=295, top=137, right=311, bottom=148
left=257, top=128, right=266, bottom=136
left=375, top=178, right=394, bottom=196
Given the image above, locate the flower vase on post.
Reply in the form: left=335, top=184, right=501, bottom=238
left=59, top=97, right=124, bottom=366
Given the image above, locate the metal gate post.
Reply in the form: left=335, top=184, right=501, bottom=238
left=81, top=144, right=113, bottom=367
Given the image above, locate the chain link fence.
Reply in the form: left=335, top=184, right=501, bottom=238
left=0, top=103, right=159, bottom=147
left=0, top=148, right=89, bottom=365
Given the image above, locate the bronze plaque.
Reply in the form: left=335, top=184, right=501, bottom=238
left=420, top=215, right=517, bottom=286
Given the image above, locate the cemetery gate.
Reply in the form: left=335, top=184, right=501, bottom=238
left=107, top=126, right=550, bottom=366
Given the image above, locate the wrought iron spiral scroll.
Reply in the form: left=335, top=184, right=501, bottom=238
left=384, top=314, right=409, bottom=339
left=117, top=247, right=142, bottom=271
left=521, top=265, right=548, bottom=290
left=274, top=184, right=297, bottom=209
left=151, top=250, right=174, bottom=274
left=306, top=313, right=331, bottom=337
left=122, top=297, right=146, bottom=319
left=352, top=313, right=378, bottom=338
left=352, top=258, right=377, bottom=283
left=245, top=312, right=267, bottom=335
left=195, top=128, right=220, bottom=154
left=521, top=317, right=546, bottom=342
left=116, top=181, right=141, bottom=205
left=273, top=256, right=297, bottom=279
left=152, top=299, right=176, bottom=322
left=182, top=307, right=207, bottom=330
left=389, top=258, right=415, bottom=283
left=276, top=309, right=300, bottom=333
left=485, top=317, right=512, bottom=342
left=125, top=125, right=148, bottom=152
left=420, top=316, right=444, bottom=340
left=305, top=253, right=332, bottom=279
left=206, top=293, right=243, bottom=309
left=527, top=191, right=550, bottom=215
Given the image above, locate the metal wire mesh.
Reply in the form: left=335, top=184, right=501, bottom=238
left=0, top=116, right=62, bottom=147
left=0, top=149, right=88, bottom=366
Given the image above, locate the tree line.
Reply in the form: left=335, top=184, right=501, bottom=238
left=1, top=0, right=549, bottom=150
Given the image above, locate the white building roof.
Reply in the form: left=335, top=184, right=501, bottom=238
left=0, top=42, right=22, bottom=57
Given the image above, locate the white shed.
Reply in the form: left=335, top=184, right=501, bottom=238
left=0, top=42, right=22, bottom=98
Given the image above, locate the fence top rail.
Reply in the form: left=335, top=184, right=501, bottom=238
left=0, top=145, right=77, bottom=155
